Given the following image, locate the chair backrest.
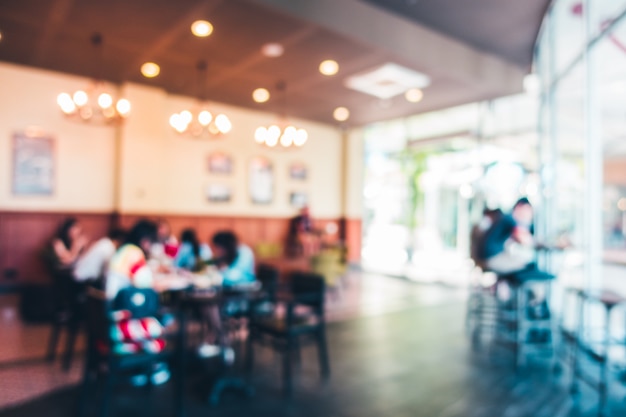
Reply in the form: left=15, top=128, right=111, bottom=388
left=257, top=263, right=279, bottom=300
left=85, top=288, right=111, bottom=349
left=112, top=287, right=160, bottom=319
left=289, top=272, right=325, bottom=314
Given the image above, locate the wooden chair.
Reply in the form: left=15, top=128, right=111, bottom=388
left=245, top=272, right=330, bottom=397
left=77, top=287, right=185, bottom=417
left=255, top=263, right=280, bottom=315
left=46, top=269, right=86, bottom=371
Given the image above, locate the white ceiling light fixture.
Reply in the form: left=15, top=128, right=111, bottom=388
left=261, top=43, right=284, bottom=57
left=255, top=81, right=308, bottom=149
left=191, top=20, right=213, bottom=37
left=345, top=63, right=430, bottom=99
left=56, top=33, right=131, bottom=125
left=319, top=59, right=339, bottom=76
left=169, top=60, right=232, bottom=138
left=333, top=106, right=350, bottom=122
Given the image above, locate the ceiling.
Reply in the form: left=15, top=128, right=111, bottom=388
left=363, top=0, right=551, bottom=69
left=0, top=0, right=547, bottom=126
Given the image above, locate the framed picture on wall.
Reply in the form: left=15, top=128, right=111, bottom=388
left=289, top=191, right=308, bottom=208
left=12, top=130, right=55, bottom=196
left=207, top=152, right=233, bottom=174
left=289, top=162, right=307, bottom=180
left=206, top=184, right=232, bottom=203
left=249, top=156, right=273, bottom=204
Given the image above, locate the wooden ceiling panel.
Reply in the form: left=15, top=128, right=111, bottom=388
left=0, top=18, right=42, bottom=64
left=0, top=0, right=55, bottom=24
left=163, top=0, right=306, bottom=67
left=64, top=0, right=203, bottom=46
left=0, top=0, right=520, bottom=126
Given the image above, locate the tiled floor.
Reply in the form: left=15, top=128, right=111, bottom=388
left=1, top=271, right=624, bottom=417
left=0, top=297, right=84, bottom=409
left=0, top=271, right=466, bottom=410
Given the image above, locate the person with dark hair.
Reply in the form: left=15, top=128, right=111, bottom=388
left=211, top=231, right=255, bottom=287
left=105, top=220, right=172, bottom=386
left=174, top=228, right=212, bottom=271
left=150, top=219, right=179, bottom=260
left=481, top=198, right=536, bottom=274
left=285, top=206, right=319, bottom=258
left=106, top=220, right=158, bottom=299
left=470, top=208, right=503, bottom=268
left=50, top=217, right=88, bottom=269
left=74, top=228, right=126, bottom=282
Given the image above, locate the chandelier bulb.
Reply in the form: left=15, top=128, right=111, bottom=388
left=58, top=83, right=130, bottom=125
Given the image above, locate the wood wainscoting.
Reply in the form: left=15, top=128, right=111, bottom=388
left=0, top=211, right=113, bottom=288
left=0, top=211, right=362, bottom=289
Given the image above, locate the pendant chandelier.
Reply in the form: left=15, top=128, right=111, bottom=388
left=169, top=60, right=232, bottom=137
left=254, top=122, right=308, bottom=148
left=57, top=33, right=131, bottom=124
left=254, top=81, right=308, bottom=148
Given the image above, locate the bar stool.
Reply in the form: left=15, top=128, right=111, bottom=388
left=493, top=269, right=555, bottom=369
left=465, top=269, right=498, bottom=350
left=569, top=290, right=626, bottom=417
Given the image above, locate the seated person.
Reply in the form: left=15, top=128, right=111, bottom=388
left=174, top=228, right=212, bottom=271
left=106, top=220, right=158, bottom=300
left=470, top=208, right=502, bottom=269
left=285, top=206, right=319, bottom=258
left=211, top=231, right=256, bottom=287
left=74, top=228, right=126, bottom=283
left=480, top=198, right=536, bottom=275
left=150, top=219, right=178, bottom=261
left=198, top=231, right=255, bottom=358
left=105, top=220, right=171, bottom=385
left=47, top=217, right=88, bottom=273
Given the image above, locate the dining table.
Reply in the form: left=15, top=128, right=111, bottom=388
left=149, top=265, right=265, bottom=405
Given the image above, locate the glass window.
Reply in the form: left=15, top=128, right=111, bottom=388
left=597, top=17, right=626, bottom=255
left=553, top=0, right=587, bottom=74
left=592, top=0, right=626, bottom=37
left=553, top=61, right=586, bottom=283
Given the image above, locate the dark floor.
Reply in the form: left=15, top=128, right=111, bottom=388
left=1, top=288, right=625, bottom=417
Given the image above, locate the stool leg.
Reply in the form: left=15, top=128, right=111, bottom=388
left=47, top=320, right=61, bottom=362
left=515, top=285, right=524, bottom=369
left=63, top=320, right=80, bottom=371
left=282, top=336, right=293, bottom=397
left=245, top=329, right=255, bottom=374
left=100, top=369, right=115, bottom=417
left=598, top=307, right=611, bottom=417
left=317, top=328, right=330, bottom=380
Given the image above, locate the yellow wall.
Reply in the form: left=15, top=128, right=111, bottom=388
left=0, top=63, right=349, bottom=219
left=345, top=128, right=364, bottom=218
left=0, top=63, right=116, bottom=211
left=118, top=84, right=343, bottom=218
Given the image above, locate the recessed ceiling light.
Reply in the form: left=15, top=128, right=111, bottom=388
left=252, top=88, right=270, bottom=103
left=141, top=62, right=160, bottom=78
left=404, top=88, right=423, bottom=103
left=333, top=107, right=350, bottom=122
left=191, top=20, right=213, bottom=37
left=319, top=60, right=339, bottom=76
left=261, top=43, right=284, bottom=58
left=0, top=31, right=3, bottom=42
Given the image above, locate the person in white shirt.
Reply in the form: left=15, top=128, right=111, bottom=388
left=74, top=229, right=126, bottom=282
